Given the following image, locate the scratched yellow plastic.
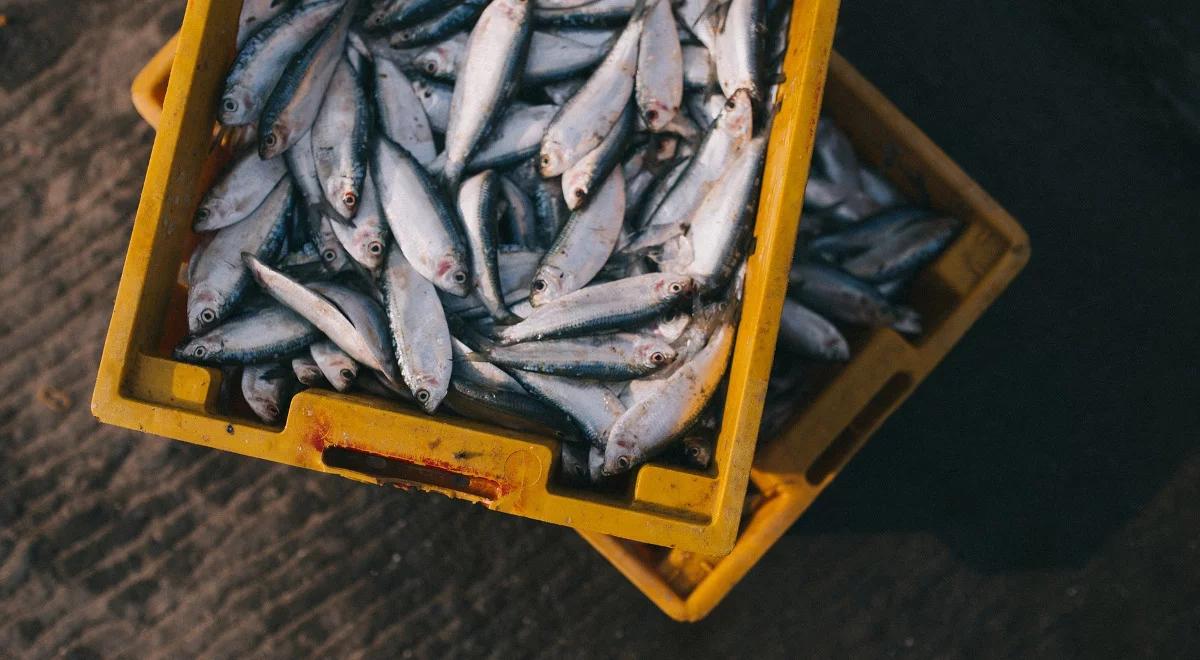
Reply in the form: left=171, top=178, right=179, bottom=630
left=577, top=52, right=1032, bottom=620
left=103, top=0, right=840, bottom=556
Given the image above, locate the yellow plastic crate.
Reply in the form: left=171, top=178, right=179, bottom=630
left=578, top=52, right=1031, bottom=620
left=99, top=0, right=841, bottom=555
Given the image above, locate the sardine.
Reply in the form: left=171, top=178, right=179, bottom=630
left=533, top=167, right=626, bottom=305
left=381, top=244, right=453, bottom=412
left=388, top=0, right=490, bottom=49
left=312, top=56, right=369, bottom=220
left=499, top=175, right=539, bottom=250
left=330, top=170, right=390, bottom=273
left=175, top=303, right=320, bottom=366
left=310, top=339, right=359, bottom=391
left=507, top=370, right=626, bottom=448
left=683, top=135, right=767, bottom=289
left=242, top=364, right=297, bottom=423
left=194, top=150, right=289, bottom=231
left=370, top=134, right=471, bottom=296
left=713, top=0, right=761, bottom=99
left=788, top=261, right=921, bottom=334
left=417, top=31, right=609, bottom=85
left=440, top=248, right=540, bottom=315
left=374, top=57, right=438, bottom=165
left=534, top=0, right=637, bottom=28
left=292, top=354, right=326, bottom=386
left=778, top=299, right=849, bottom=361
left=458, top=171, right=519, bottom=323
left=841, top=216, right=960, bottom=283
left=220, top=0, right=345, bottom=127
left=635, top=0, right=682, bottom=131
left=472, top=332, right=676, bottom=380
left=539, top=1, right=648, bottom=176
left=188, top=177, right=293, bottom=334
left=561, top=102, right=633, bottom=209
left=499, top=272, right=694, bottom=344
left=259, top=0, right=356, bottom=158
left=602, top=319, right=734, bottom=474
left=442, top=0, right=533, bottom=187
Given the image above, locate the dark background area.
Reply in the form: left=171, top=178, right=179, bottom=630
left=1, top=0, right=1198, bottom=657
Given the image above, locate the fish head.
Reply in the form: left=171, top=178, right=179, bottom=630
left=186, top=287, right=222, bottom=334
left=652, top=274, right=695, bottom=301
left=406, top=373, right=446, bottom=414
left=293, top=362, right=323, bottom=386
left=258, top=123, right=292, bottom=160
left=173, top=332, right=224, bottom=364
left=561, top=170, right=591, bottom=210
left=433, top=252, right=472, bottom=298
left=634, top=338, right=678, bottom=371
left=681, top=437, right=712, bottom=468
left=414, top=47, right=453, bottom=79
left=641, top=100, right=677, bottom=133
left=529, top=265, right=568, bottom=307
left=601, top=435, right=644, bottom=477
left=245, top=392, right=282, bottom=424
left=217, top=84, right=255, bottom=126
left=539, top=141, right=568, bottom=177
left=351, top=224, right=388, bottom=272
left=193, top=197, right=231, bottom=231
left=717, top=89, right=754, bottom=139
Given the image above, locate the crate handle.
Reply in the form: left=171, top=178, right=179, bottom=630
left=805, top=372, right=915, bottom=485
left=322, top=446, right=504, bottom=501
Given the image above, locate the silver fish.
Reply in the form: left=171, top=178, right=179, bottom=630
left=532, top=167, right=626, bottom=305
left=788, top=261, right=921, bottom=334
left=242, top=253, right=393, bottom=372
left=292, top=354, right=326, bottom=386
left=458, top=170, right=519, bottom=323
left=539, top=2, right=648, bottom=176
left=370, top=134, right=471, bottom=296
left=286, top=127, right=350, bottom=226
left=374, top=57, right=438, bottom=165
left=635, top=0, right=682, bottom=131
left=381, top=244, right=454, bottom=412
left=463, top=104, right=559, bottom=173
left=499, top=272, right=694, bottom=344
left=259, top=0, right=356, bottom=158
left=194, top=150, right=288, bottom=231
left=534, top=0, right=637, bottom=28
left=312, top=56, right=369, bottom=221
left=507, top=370, right=626, bottom=448
left=310, top=339, right=358, bottom=391
left=561, top=102, right=632, bottom=209
left=417, top=31, right=609, bottom=85
left=471, top=332, right=676, bottom=380
left=499, top=175, right=539, bottom=250
left=841, top=217, right=960, bottom=283
left=713, top=0, right=761, bottom=99
left=242, top=364, right=297, bottom=424
left=683, top=135, right=767, bottom=289
left=442, top=0, right=533, bottom=187
left=188, top=177, right=293, bottom=334
left=440, top=248, right=541, bottom=315
left=860, top=166, right=903, bottom=207
left=778, top=299, right=849, bottom=361
left=602, top=319, right=734, bottom=474
left=235, top=0, right=295, bottom=48
left=220, top=0, right=345, bottom=127
left=174, top=303, right=319, bottom=366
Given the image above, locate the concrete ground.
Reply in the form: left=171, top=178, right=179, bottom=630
left=1, top=0, right=1198, bottom=657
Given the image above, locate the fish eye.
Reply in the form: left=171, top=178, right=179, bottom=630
left=264, top=133, right=277, bottom=148
left=424, top=61, right=437, bottom=74
left=686, top=445, right=701, bottom=458
left=342, top=192, right=357, bottom=208
left=423, top=90, right=432, bottom=99
left=192, top=345, right=207, bottom=358
left=196, top=207, right=210, bottom=220
left=573, top=188, right=586, bottom=199
left=222, top=98, right=238, bottom=113
left=340, top=369, right=355, bottom=381
left=415, top=389, right=431, bottom=403
left=367, top=241, right=384, bottom=255
left=616, top=455, right=631, bottom=470
left=265, top=404, right=279, bottom=419
left=531, top=278, right=546, bottom=292
left=322, top=249, right=337, bottom=262
left=645, top=109, right=658, bottom=122
left=650, top=351, right=665, bottom=364
left=452, top=270, right=468, bottom=284
left=725, top=98, right=737, bottom=110
left=668, top=282, right=683, bottom=293
left=199, top=308, right=216, bottom=324
left=540, top=155, right=550, bottom=166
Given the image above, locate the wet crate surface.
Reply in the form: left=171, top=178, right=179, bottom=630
left=100, top=0, right=841, bottom=555
left=578, top=52, right=1031, bottom=621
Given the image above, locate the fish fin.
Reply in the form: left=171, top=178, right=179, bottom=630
left=890, top=306, right=922, bottom=335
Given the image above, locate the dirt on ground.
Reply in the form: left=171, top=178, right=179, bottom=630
left=2, top=0, right=1199, bottom=658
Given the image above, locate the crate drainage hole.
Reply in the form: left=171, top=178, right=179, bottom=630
left=805, top=372, right=914, bottom=485
left=322, top=447, right=503, bottom=500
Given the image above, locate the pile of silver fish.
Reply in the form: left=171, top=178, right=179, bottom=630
left=755, top=119, right=962, bottom=441
left=175, top=0, right=795, bottom=484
